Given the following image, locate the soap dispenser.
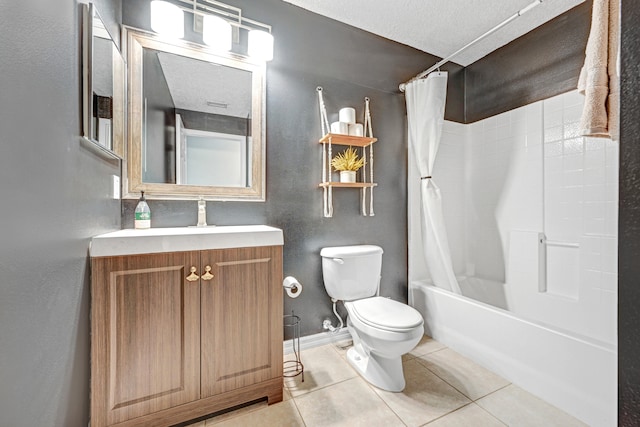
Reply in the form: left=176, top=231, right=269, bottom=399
left=134, top=191, right=151, bottom=229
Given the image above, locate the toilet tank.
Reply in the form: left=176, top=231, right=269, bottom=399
left=320, top=245, right=383, bottom=301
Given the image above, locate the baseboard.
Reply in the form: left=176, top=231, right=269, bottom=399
left=283, top=329, right=351, bottom=355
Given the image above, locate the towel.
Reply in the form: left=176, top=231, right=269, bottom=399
left=577, top=0, right=619, bottom=140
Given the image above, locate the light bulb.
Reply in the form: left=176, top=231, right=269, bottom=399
left=150, top=0, right=184, bottom=39
left=203, top=15, right=232, bottom=51
left=248, top=29, right=274, bottom=62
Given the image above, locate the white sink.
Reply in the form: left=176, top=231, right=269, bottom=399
left=90, top=225, right=284, bottom=257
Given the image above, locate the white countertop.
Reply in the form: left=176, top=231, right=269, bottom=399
left=90, top=225, right=284, bottom=257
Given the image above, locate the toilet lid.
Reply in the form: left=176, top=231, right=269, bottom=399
left=349, top=297, right=424, bottom=332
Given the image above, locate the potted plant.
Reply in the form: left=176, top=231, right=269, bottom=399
left=331, top=146, right=365, bottom=183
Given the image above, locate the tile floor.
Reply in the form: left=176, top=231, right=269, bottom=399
left=186, top=336, right=587, bottom=427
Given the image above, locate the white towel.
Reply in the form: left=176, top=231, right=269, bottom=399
left=578, top=0, right=619, bottom=140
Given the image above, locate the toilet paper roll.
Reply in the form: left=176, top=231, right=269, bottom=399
left=348, top=123, right=364, bottom=137
left=339, top=107, right=356, bottom=124
left=283, top=276, right=302, bottom=298
left=330, top=121, right=349, bottom=135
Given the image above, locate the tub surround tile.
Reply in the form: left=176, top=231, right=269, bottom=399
left=295, top=377, right=405, bottom=427
left=416, top=348, right=511, bottom=401
left=372, top=359, right=471, bottom=427
left=476, top=384, right=588, bottom=427
left=435, top=90, right=617, bottom=345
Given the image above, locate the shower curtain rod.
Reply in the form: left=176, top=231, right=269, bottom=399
left=399, top=0, right=543, bottom=92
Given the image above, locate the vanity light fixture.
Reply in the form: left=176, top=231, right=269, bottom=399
left=148, top=0, right=274, bottom=61
left=150, top=0, right=184, bottom=39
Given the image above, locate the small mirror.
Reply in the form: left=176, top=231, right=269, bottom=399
left=82, top=3, right=125, bottom=157
left=124, top=28, right=266, bottom=201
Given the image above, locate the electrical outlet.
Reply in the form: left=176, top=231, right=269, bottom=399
left=112, top=175, right=120, bottom=200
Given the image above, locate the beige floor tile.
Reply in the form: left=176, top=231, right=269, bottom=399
left=476, top=384, right=588, bottom=427
left=372, top=358, right=471, bottom=427
left=203, top=389, right=291, bottom=425
left=283, top=386, right=293, bottom=401
left=206, top=400, right=304, bottom=427
left=409, top=335, right=447, bottom=358
left=402, top=352, right=417, bottom=362
left=295, top=377, right=404, bottom=427
left=284, top=344, right=357, bottom=397
left=186, top=422, right=206, bottom=427
left=330, top=338, right=354, bottom=358
left=417, top=348, right=510, bottom=400
left=204, top=400, right=270, bottom=425
left=425, top=403, right=506, bottom=427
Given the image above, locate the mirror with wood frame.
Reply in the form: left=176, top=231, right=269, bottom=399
left=124, top=27, right=266, bottom=201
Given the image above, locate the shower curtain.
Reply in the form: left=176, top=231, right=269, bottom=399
left=406, top=72, right=461, bottom=294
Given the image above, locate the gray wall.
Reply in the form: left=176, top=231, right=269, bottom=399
left=122, top=0, right=463, bottom=338
left=465, top=1, right=592, bottom=122
left=619, top=0, right=640, bottom=423
left=0, top=1, right=122, bottom=426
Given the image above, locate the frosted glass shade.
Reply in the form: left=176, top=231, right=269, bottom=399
left=203, top=15, right=232, bottom=51
left=150, top=0, right=184, bottom=39
left=248, top=29, right=274, bottom=62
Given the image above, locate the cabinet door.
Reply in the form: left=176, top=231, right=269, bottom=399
left=91, top=251, right=201, bottom=426
left=201, top=246, right=283, bottom=397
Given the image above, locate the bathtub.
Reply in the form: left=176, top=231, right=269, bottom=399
left=409, top=279, right=617, bottom=427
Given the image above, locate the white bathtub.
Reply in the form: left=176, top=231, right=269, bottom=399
left=409, top=280, right=617, bottom=427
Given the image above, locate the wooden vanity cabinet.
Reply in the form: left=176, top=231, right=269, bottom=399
left=90, top=245, right=283, bottom=427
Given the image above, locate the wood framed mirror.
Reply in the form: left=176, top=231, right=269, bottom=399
left=124, top=27, right=266, bottom=201
left=82, top=3, right=125, bottom=159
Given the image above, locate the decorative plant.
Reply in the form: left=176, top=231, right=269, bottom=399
left=331, top=146, right=365, bottom=172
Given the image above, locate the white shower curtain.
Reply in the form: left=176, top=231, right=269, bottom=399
left=406, top=72, right=461, bottom=294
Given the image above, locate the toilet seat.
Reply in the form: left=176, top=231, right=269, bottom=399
left=347, top=297, right=424, bottom=332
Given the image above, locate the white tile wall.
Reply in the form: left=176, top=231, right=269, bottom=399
left=431, top=90, right=618, bottom=345
left=541, top=91, right=618, bottom=344
left=434, top=121, right=468, bottom=277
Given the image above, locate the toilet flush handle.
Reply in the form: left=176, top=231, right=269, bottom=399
left=331, top=258, right=344, bottom=264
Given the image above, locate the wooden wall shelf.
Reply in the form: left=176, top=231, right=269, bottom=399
left=319, top=133, right=377, bottom=147
left=319, top=182, right=377, bottom=188
left=315, top=89, right=376, bottom=217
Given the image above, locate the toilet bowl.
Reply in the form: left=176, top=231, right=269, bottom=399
left=345, top=296, right=424, bottom=391
left=320, top=245, right=425, bottom=392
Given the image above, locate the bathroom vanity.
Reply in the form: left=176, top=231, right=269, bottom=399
left=89, top=226, right=283, bottom=427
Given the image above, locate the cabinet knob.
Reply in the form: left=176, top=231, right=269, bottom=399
left=201, top=265, right=214, bottom=281
left=186, top=266, right=200, bottom=282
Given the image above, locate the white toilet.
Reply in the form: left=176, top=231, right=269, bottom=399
left=320, top=244, right=424, bottom=392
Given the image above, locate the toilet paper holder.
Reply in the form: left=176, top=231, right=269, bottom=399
left=283, top=276, right=302, bottom=298
left=283, top=311, right=304, bottom=381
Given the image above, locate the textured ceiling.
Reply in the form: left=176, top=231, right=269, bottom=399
left=281, top=0, right=584, bottom=66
